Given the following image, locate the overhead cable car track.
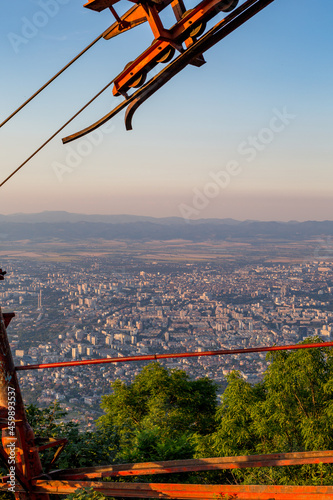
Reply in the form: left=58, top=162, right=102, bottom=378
left=63, top=0, right=274, bottom=141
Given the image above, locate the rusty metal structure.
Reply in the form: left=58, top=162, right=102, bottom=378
left=0, top=0, right=276, bottom=188
left=63, top=0, right=274, bottom=137
left=1, top=269, right=333, bottom=499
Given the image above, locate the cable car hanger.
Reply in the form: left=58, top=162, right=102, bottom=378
left=0, top=0, right=274, bottom=188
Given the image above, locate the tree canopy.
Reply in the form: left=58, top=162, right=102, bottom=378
left=97, top=362, right=218, bottom=463
left=197, top=338, right=333, bottom=485
left=1, top=338, right=333, bottom=500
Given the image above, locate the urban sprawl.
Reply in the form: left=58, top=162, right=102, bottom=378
left=1, top=257, right=333, bottom=423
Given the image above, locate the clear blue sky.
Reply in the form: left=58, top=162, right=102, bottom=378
left=0, top=0, right=332, bottom=220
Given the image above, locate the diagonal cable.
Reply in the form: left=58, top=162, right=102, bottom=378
left=0, top=30, right=107, bottom=128
left=0, top=79, right=114, bottom=189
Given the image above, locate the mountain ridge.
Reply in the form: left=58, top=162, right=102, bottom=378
left=0, top=213, right=333, bottom=242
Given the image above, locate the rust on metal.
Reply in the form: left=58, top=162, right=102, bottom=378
left=15, top=340, right=333, bottom=372
left=0, top=309, right=50, bottom=499
left=2, top=312, right=15, bottom=329
left=47, top=450, right=333, bottom=480
left=62, top=0, right=275, bottom=139
left=9, top=480, right=333, bottom=498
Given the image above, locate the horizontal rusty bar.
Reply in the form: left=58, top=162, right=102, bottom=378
left=29, top=438, right=68, bottom=453
left=30, top=481, right=333, bottom=498
left=16, top=341, right=333, bottom=371
left=48, top=450, right=333, bottom=480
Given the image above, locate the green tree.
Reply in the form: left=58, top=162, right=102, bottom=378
left=197, top=338, right=333, bottom=485
left=97, top=362, right=218, bottom=463
left=65, top=487, right=107, bottom=500
left=0, top=401, right=119, bottom=500
left=25, top=401, right=119, bottom=470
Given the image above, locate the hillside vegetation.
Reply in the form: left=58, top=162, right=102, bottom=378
left=1, top=338, right=333, bottom=499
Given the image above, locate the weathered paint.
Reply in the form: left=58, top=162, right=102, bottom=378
left=16, top=340, right=333, bottom=372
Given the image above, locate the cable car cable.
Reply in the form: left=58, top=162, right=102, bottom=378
left=0, top=79, right=114, bottom=189
left=0, top=30, right=108, bottom=129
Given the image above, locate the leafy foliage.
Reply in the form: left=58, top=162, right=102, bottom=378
left=2, top=340, right=333, bottom=500
left=196, top=338, right=333, bottom=485
left=65, top=487, right=107, bottom=499
left=25, top=401, right=119, bottom=470
left=97, top=362, right=218, bottom=463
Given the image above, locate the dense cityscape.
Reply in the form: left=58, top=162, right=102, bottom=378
left=1, top=256, right=333, bottom=424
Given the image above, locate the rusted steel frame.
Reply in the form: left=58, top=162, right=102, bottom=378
left=62, top=0, right=273, bottom=141
left=144, top=3, right=169, bottom=39
left=3, top=312, right=15, bottom=328
left=103, top=0, right=176, bottom=40
left=122, top=0, right=268, bottom=102
left=169, top=0, right=229, bottom=39
left=0, top=443, right=30, bottom=493
left=0, top=309, right=49, bottom=499
left=112, top=39, right=173, bottom=96
left=124, top=0, right=274, bottom=129
left=29, top=438, right=68, bottom=471
left=112, top=0, right=235, bottom=94
left=103, top=4, right=149, bottom=39
left=16, top=341, right=333, bottom=372
left=0, top=445, right=9, bottom=468
left=0, top=445, right=29, bottom=490
left=84, top=0, right=125, bottom=12
left=88, top=0, right=176, bottom=41
left=28, top=480, right=333, bottom=498
left=47, top=450, right=333, bottom=480
left=171, top=0, right=187, bottom=21
left=170, top=0, right=202, bottom=58
left=29, top=438, right=67, bottom=454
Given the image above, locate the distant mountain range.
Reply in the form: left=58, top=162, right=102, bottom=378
left=0, top=211, right=240, bottom=225
left=0, top=211, right=333, bottom=242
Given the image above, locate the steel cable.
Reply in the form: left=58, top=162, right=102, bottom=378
left=0, top=79, right=114, bottom=188
left=0, top=30, right=108, bottom=128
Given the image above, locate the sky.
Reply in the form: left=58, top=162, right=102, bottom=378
left=0, top=0, right=332, bottom=221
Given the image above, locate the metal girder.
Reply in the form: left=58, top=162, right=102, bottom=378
left=0, top=309, right=50, bottom=500
left=3, top=312, right=15, bottom=328
left=123, top=0, right=274, bottom=129
left=47, top=450, right=333, bottom=480
left=16, top=340, right=333, bottom=371
left=62, top=0, right=275, bottom=141
left=102, top=4, right=148, bottom=39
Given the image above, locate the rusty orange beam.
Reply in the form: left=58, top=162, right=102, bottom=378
left=15, top=341, right=333, bottom=371
left=0, top=309, right=50, bottom=499
left=24, top=481, right=333, bottom=498
left=47, top=450, right=333, bottom=480
left=2, top=312, right=15, bottom=328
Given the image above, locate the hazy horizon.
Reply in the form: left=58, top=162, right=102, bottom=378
left=1, top=0, right=332, bottom=222
left=1, top=209, right=333, bottom=224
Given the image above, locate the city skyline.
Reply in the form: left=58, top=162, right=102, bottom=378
left=0, top=0, right=332, bottom=220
